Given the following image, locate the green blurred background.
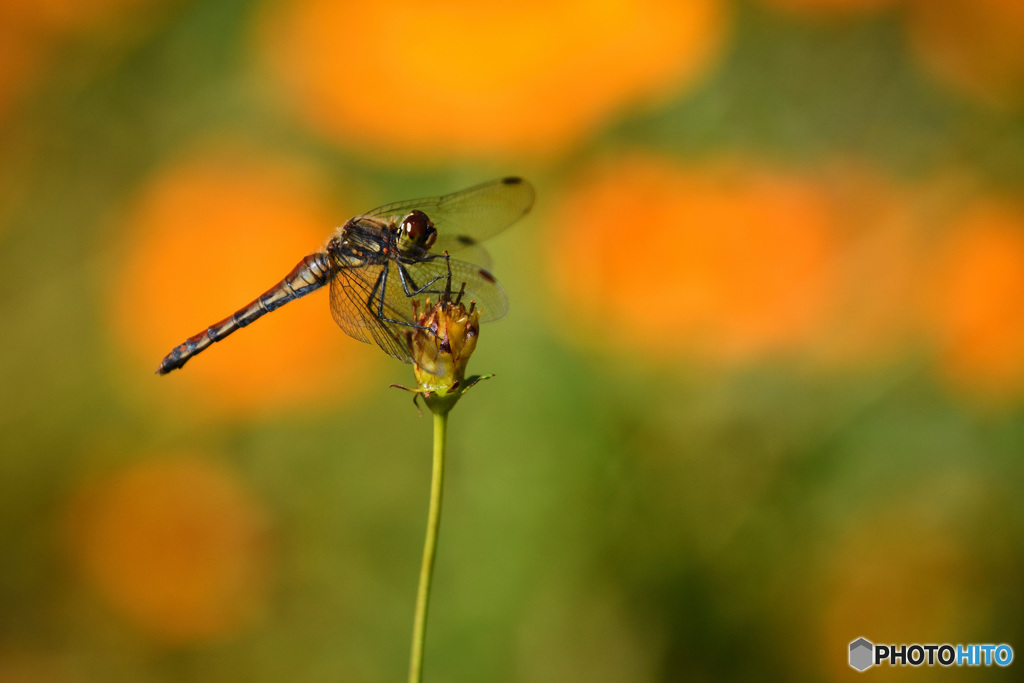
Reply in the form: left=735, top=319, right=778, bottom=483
left=3, top=0, right=1024, bottom=680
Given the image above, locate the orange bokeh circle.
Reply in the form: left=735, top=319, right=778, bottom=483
left=65, top=455, right=273, bottom=644
left=906, top=0, right=1024, bottom=108
left=548, top=156, right=840, bottom=365
left=0, top=0, right=168, bottom=127
left=257, top=0, right=729, bottom=160
left=928, top=200, right=1024, bottom=402
left=111, top=147, right=369, bottom=416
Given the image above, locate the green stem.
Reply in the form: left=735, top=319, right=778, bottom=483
left=409, top=409, right=448, bottom=683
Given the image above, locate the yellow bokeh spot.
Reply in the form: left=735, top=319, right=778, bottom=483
left=257, top=0, right=729, bottom=160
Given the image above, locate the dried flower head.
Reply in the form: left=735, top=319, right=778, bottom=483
left=410, top=296, right=479, bottom=389
left=394, top=260, right=492, bottom=415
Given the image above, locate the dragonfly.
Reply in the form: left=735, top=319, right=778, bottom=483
left=156, top=177, right=534, bottom=376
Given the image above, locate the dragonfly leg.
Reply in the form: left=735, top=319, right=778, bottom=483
left=396, top=252, right=458, bottom=300
left=396, top=264, right=447, bottom=298
left=367, top=263, right=436, bottom=333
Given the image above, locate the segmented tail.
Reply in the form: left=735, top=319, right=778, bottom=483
left=156, top=252, right=332, bottom=374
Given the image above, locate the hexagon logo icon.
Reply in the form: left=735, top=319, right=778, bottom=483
left=849, top=638, right=874, bottom=671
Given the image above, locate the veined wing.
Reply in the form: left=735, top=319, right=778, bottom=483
left=401, top=255, right=508, bottom=323
left=329, top=262, right=417, bottom=365
left=366, top=177, right=534, bottom=256
left=328, top=255, right=507, bottom=372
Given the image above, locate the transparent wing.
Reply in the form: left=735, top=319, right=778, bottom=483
left=401, top=255, right=509, bottom=323
left=366, top=177, right=534, bottom=255
left=444, top=241, right=493, bottom=272
left=329, top=263, right=417, bottom=365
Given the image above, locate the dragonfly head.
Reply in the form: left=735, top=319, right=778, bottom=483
left=397, top=210, right=437, bottom=254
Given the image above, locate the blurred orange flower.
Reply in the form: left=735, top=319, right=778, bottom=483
left=809, top=166, right=927, bottom=367
left=257, top=0, right=729, bottom=160
left=906, top=0, right=1024, bottom=108
left=65, top=455, right=272, bottom=645
left=928, top=200, right=1024, bottom=402
left=0, top=0, right=170, bottom=127
left=111, top=146, right=369, bottom=417
left=548, top=156, right=840, bottom=365
left=753, top=0, right=899, bottom=19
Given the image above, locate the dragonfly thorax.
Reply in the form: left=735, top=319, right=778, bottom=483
left=327, top=217, right=392, bottom=267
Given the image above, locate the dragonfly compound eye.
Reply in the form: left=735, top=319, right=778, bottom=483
left=401, top=210, right=437, bottom=249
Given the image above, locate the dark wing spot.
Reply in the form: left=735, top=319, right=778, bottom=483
left=478, top=268, right=497, bottom=284
left=456, top=235, right=477, bottom=246
left=501, top=176, right=523, bottom=185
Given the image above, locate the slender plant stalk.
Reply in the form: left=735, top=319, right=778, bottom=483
left=409, top=409, right=449, bottom=683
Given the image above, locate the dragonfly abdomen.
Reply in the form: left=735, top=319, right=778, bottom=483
left=156, top=252, right=332, bottom=374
